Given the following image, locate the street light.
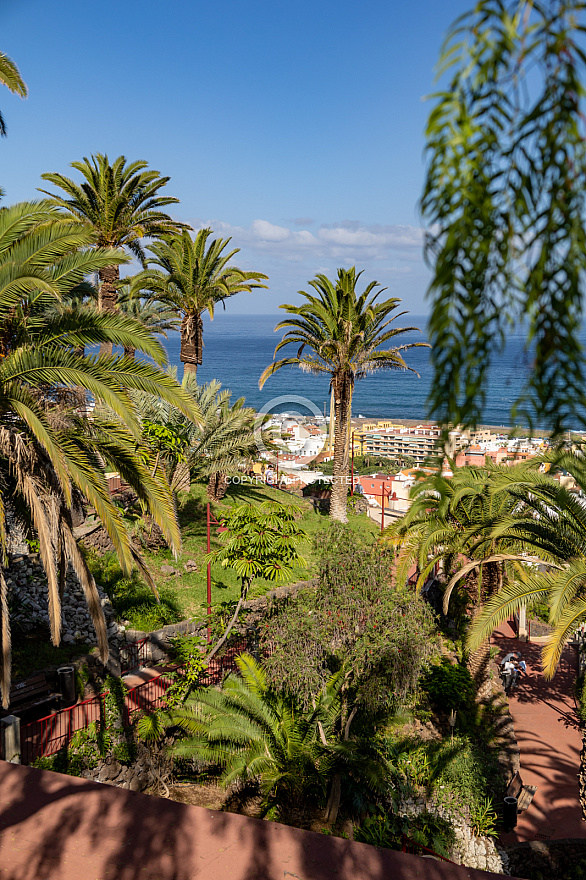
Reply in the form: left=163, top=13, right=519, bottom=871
left=206, top=502, right=225, bottom=644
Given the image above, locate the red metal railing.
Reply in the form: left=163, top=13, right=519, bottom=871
left=20, top=638, right=249, bottom=764
left=401, top=834, right=456, bottom=863
left=120, top=637, right=149, bottom=675
left=21, top=693, right=106, bottom=765
left=123, top=674, right=175, bottom=721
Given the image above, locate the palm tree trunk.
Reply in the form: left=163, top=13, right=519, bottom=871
left=329, top=373, right=352, bottom=523
left=123, top=346, right=136, bottom=360
left=180, top=312, right=203, bottom=381
left=98, top=264, right=119, bottom=358
left=580, top=722, right=586, bottom=819
left=207, top=473, right=228, bottom=501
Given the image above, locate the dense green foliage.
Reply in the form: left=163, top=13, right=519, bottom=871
left=423, top=0, right=586, bottom=434
left=263, top=526, right=438, bottom=711
left=355, top=810, right=456, bottom=859
left=422, top=659, right=475, bottom=712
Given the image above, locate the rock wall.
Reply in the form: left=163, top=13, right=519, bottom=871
left=504, top=839, right=586, bottom=879
left=81, top=739, right=170, bottom=794
left=6, top=554, right=126, bottom=650
left=399, top=799, right=510, bottom=874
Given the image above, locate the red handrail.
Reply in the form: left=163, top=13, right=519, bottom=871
left=401, top=834, right=456, bottom=864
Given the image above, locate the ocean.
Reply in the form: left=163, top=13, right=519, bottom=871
left=159, top=314, right=543, bottom=428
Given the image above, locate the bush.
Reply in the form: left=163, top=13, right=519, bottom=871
left=422, top=658, right=475, bottom=712
left=84, top=550, right=182, bottom=631
left=355, top=809, right=455, bottom=859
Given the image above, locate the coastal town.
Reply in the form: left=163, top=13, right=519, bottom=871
left=259, top=412, right=558, bottom=521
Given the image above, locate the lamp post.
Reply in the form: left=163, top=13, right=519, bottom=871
left=380, top=489, right=387, bottom=533
left=206, top=503, right=211, bottom=642
left=206, top=502, right=224, bottom=644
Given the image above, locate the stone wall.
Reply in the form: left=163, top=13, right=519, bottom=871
left=504, top=839, right=586, bottom=879
left=6, top=554, right=125, bottom=652
left=399, top=799, right=510, bottom=874
left=81, top=739, right=170, bottom=794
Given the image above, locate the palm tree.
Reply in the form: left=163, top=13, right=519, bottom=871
left=0, top=201, right=202, bottom=706
left=129, top=373, right=272, bottom=500
left=0, top=51, right=27, bottom=136
left=171, top=654, right=390, bottom=823
left=391, top=463, right=522, bottom=603
left=464, top=452, right=586, bottom=675
left=117, top=284, right=179, bottom=359
left=450, top=452, right=586, bottom=820
left=260, top=268, right=427, bottom=522
left=39, top=154, right=185, bottom=356
left=138, top=227, right=268, bottom=380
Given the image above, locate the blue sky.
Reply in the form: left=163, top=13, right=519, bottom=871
left=2, top=0, right=472, bottom=313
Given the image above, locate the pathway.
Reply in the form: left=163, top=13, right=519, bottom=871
left=492, top=622, right=584, bottom=841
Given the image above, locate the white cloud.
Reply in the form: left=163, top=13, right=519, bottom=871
left=191, top=217, right=424, bottom=263
left=251, top=219, right=291, bottom=242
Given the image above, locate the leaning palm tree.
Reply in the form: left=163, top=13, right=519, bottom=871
left=260, top=268, right=427, bottom=522
left=138, top=227, right=268, bottom=379
left=39, top=154, right=185, bottom=356
left=0, top=201, right=202, bottom=707
left=0, top=51, right=27, bottom=136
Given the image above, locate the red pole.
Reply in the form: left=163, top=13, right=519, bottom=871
left=206, top=502, right=212, bottom=644
left=351, top=432, right=354, bottom=496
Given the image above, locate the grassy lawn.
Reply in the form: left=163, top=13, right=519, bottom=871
left=89, top=481, right=377, bottom=632
left=12, top=628, right=92, bottom=681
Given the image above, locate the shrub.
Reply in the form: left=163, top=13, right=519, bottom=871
left=355, top=809, right=455, bottom=859
left=422, top=658, right=475, bottom=712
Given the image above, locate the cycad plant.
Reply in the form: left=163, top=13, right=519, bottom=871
left=171, top=654, right=390, bottom=823
left=137, top=227, right=268, bottom=379
left=260, top=268, right=426, bottom=522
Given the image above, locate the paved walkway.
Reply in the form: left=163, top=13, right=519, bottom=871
left=492, top=622, right=584, bottom=842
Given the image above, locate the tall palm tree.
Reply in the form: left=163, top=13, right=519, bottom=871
left=260, top=268, right=427, bottom=522
left=138, top=227, right=268, bottom=380
left=0, top=201, right=202, bottom=707
left=0, top=51, right=27, bottom=136
left=39, top=154, right=185, bottom=356
left=117, top=283, right=179, bottom=359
